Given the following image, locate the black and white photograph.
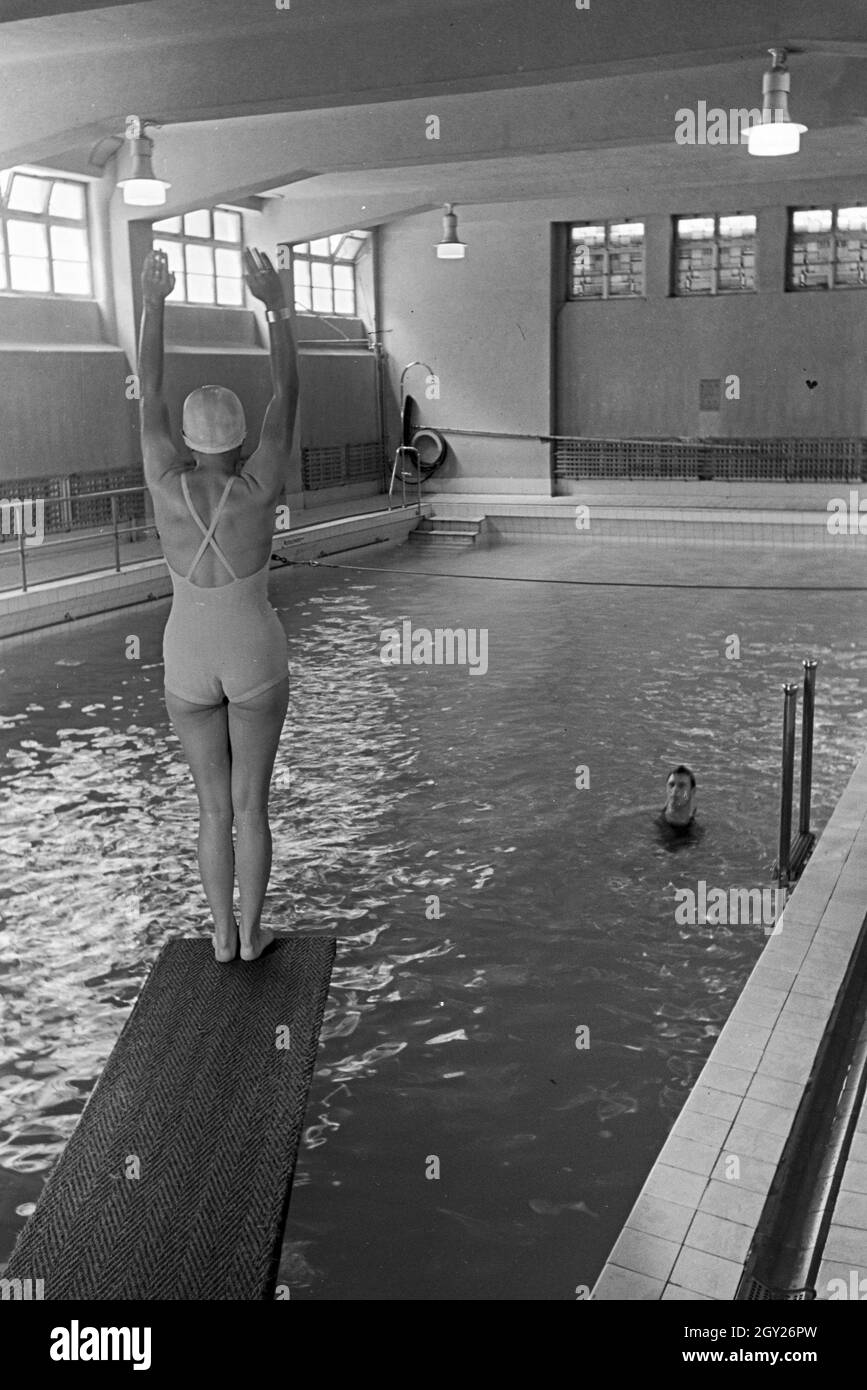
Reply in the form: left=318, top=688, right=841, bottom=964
left=1, top=0, right=867, bottom=1350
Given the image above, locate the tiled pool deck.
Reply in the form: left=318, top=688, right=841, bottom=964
left=591, top=748, right=867, bottom=1301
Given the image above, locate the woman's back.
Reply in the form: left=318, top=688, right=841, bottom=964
left=152, top=466, right=275, bottom=586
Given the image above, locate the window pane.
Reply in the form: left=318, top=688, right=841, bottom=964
left=215, top=247, right=241, bottom=278
left=183, top=209, right=211, bottom=238
left=52, top=261, right=91, bottom=295
left=295, top=285, right=312, bottom=311
left=610, top=222, right=644, bottom=243
left=719, top=214, right=756, bottom=238
left=153, top=237, right=184, bottom=272
left=213, top=208, right=241, bottom=242
left=334, top=289, right=354, bottom=315
left=311, top=285, right=332, bottom=313
left=311, top=261, right=331, bottom=287
left=50, top=225, right=88, bottom=262
left=677, top=217, right=714, bottom=240
left=570, top=243, right=605, bottom=297
left=294, top=243, right=309, bottom=255
left=293, top=259, right=310, bottom=286
left=185, top=243, right=214, bottom=275
left=186, top=273, right=215, bottom=304
left=334, top=236, right=363, bottom=260
left=152, top=215, right=182, bottom=234
left=571, top=224, right=605, bottom=244
left=8, top=173, right=49, bottom=213
left=792, top=209, right=832, bottom=233
left=838, top=206, right=867, bottom=233
left=48, top=181, right=85, bottom=219
left=216, top=276, right=243, bottom=305
left=309, top=237, right=330, bottom=256
left=329, top=234, right=343, bottom=253
left=333, top=263, right=353, bottom=290
left=10, top=257, right=50, bottom=291
left=167, top=271, right=185, bottom=301
left=7, top=220, right=48, bottom=257
left=0, top=168, right=12, bottom=198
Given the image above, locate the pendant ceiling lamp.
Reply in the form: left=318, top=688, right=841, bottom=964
left=747, top=48, right=807, bottom=157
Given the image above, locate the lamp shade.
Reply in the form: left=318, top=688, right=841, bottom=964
left=747, top=117, right=807, bottom=157
left=117, top=137, right=170, bottom=205
left=436, top=204, right=466, bottom=258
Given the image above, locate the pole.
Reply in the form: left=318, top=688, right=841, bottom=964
left=799, top=659, right=818, bottom=838
left=17, top=507, right=27, bottom=592
left=779, top=682, right=798, bottom=886
left=111, top=492, right=121, bottom=573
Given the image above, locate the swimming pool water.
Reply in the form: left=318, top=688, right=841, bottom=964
left=1, top=548, right=865, bottom=1299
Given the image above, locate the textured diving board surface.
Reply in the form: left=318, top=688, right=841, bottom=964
left=5, top=935, right=336, bottom=1300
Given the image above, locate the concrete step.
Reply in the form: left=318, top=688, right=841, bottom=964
left=415, top=517, right=485, bottom=533
left=409, top=531, right=477, bottom=547
left=410, top=516, right=483, bottom=548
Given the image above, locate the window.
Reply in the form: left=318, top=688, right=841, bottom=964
left=0, top=168, right=91, bottom=296
left=788, top=206, right=867, bottom=290
left=291, top=231, right=369, bottom=315
left=673, top=214, right=756, bottom=295
left=568, top=221, right=645, bottom=299
left=152, top=206, right=245, bottom=306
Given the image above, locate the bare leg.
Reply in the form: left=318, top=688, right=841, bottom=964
left=228, top=677, right=290, bottom=960
left=165, top=692, right=237, bottom=962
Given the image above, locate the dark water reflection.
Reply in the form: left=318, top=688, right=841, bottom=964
left=0, top=559, right=865, bottom=1299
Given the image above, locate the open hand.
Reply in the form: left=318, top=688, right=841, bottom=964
left=141, top=249, right=175, bottom=304
left=243, top=247, right=285, bottom=310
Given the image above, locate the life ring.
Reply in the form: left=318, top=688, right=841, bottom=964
left=411, top=428, right=448, bottom=470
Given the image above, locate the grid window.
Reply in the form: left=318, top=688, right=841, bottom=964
left=152, top=205, right=244, bottom=307
left=290, top=231, right=369, bottom=315
left=568, top=221, right=645, bottom=299
left=673, top=213, right=757, bottom=295
left=788, top=206, right=867, bottom=290
left=0, top=167, right=92, bottom=297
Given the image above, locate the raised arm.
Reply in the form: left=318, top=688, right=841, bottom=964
left=242, top=248, right=299, bottom=500
left=138, top=249, right=180, bottom=484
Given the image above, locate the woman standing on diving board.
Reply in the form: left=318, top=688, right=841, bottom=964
left=139, top=246, right=298, bottom=962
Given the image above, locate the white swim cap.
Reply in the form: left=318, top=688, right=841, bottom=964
left=182, top=385, right=246, bottom=454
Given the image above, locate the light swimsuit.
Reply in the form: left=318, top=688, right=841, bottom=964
left=163, top=473, right=289, bottom=705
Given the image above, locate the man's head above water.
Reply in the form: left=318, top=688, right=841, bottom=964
left=664, top=764, right=696, bottom=826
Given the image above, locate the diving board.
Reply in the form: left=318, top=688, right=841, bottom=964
left=5, top=935, right=336, bottom=1300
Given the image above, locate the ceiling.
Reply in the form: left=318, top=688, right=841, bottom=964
left=1, top=0, right=865, bottom=236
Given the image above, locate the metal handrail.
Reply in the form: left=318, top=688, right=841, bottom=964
left=0, top=482, right=154, bottom=594
left=778, top=682, right=799, bottom=884
left=387, top=446, right=422, bottom=516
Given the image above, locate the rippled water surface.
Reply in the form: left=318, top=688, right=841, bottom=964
left=1, top=549, right=866, bottom=1299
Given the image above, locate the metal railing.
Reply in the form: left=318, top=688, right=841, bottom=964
left=0, top=485, right=154, bottom=594
left=0, top=479, right=414, bottom=596
left=776, top=658, right=819, bottom=887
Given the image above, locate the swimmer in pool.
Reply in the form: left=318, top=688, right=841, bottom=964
left=139, top=247, right=298, bottom=962
left=658, top=764, right=698, bottom=833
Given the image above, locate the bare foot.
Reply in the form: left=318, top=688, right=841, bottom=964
left=214, top=922, right=239, bottom=963
left=239, top=926, right=276, bottom=962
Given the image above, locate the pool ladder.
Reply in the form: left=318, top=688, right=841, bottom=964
left=387, top=445, right=423, bottom=514
left=775, top=658, right=818, bottom=890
